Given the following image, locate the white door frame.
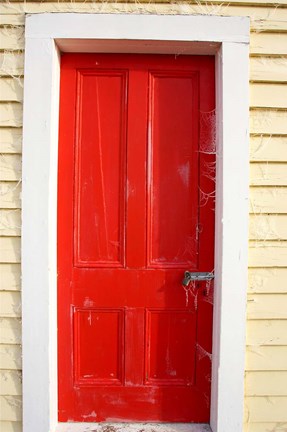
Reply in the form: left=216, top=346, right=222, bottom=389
left=22, top=13, right=250, bottom=432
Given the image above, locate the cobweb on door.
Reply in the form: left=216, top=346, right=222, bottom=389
left=181, top=109, right=217, bottom=308
left=199, top=109, right=216, bottom=155
left=199, top=109, right=217, bottom=208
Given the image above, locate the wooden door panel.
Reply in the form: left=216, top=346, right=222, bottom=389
left=145, top=309, right=196, bottom=385
left=74, top=70, right=127, bottom=267
left=58, top=54, right=215, bottom=422
left=148, top=71, right=199, bottom=268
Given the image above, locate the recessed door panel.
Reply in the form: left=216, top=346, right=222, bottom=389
left=58, top=54, right=215, bottom=422
left=148, top=72, right=199, bottom=268
left=74, top=71, right=127, bottom=267
left=74, top=308, right=124, bottom=385
left=145, top=309, right=196, bottom=385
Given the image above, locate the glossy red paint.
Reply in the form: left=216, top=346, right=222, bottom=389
left=58, top=54, right=215, bottom=422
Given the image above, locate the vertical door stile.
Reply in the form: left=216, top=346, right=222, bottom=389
left=124, top=66, right=149, bottom=386
left=126, top=67, right=148, bottom=270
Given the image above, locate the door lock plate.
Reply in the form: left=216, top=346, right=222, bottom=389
left=182, top=271, right=214, bottom=286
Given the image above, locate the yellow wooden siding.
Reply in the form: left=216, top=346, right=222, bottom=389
left=249, top=268, right=287, bottom=293
left=0, top=264, right=21, bottom=291
left=0, top=129, right=22, bottom=154
left=246, top=321, right=287, bottom=346
left=250, top=33, right=287, bottom=55
left=249, top=215, right=287, bottom=240
left=0, top=1, right=286, bottom=431
left=0, top=395, right=21, bottom=421
left=0, top=103, right=23, bottom=128
left=246, top=346, right=287, bottom=370
left=245, top=424, right=287, bottom=432
left=249, top=188, right=287, bottom=214
left=0, top=27, right=24, bottom=51
left=0, top=210, right=21, bottom=237
left=250, top=110, right=287, bottom=135
left=250, top=164, right=287, bottom=186
left=250, top=57, right=287, bottom=83
left=0, top=155, right=22, bottom=182
left=0, top=53, right=24, bottom=77
left=245, top=372, right=287, bottom=396
left=0, top=345, right=22, bottom=370
left=0, top=182, right=21, bottom=209
left=0, top=422, right=22, bottom=432
left=250, top=137, right=287, bottom=162
left=0, top=318, right=21, bottom=345
left=245, top=397, right=287, bottom=422
left=249, top=242, right=287, bottom=267
left=247, top=294, right=287, bottom=319
left=0, top=78, right=23, bottom=103
left=0, top=238, right=21, bottom=263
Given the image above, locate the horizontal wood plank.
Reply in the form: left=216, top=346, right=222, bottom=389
left=0, top=128, right=22, bottom=154
left=249, top=241, right=287, bottom=267
left=0, top=318, right=21, bottom=345
left=250, top=57, right=287, bottom=83
left=246, top=346, right=287, bottom=370
left=0, top=344, right=21, bottom=370
left=0, top=210, right=21, bottom=236
left=0, top=182, right=21, bottom=210
left=0, top=27, right=24, bottom=51
left=246, top=320, right=287, bottom=345
left=0, top=395, right=21, bottom=421
left=250, top=83, right=287, bottom=109
left=248, top=268, right=287, bottom=293
left=0, top=155, right=22, bottom=182
left=250, top=33, right=287, bottom=55
left=0, top=53, right=24, bottom=77
left=250, top=136, right=287, bottom=162
left=249, top=187, right=287, bottom=214
left=251, top=19, right=287, bottom=32
left=250, top=110, right=287, bottom=135
left=0, top=237, right=21, bottom=263
left=249, top=215, right=287, bottom=240
left=245, top=371, right=287, bottom=396
left=250, top=164, right=287, bottom=186
left=0, top=78, right=23, bottom=102
left=0, top=264, right=21, bottom=291
left=0, top=103, right=22, bottom=128
left=247, top=294, right=287, bottom=319
left=0, top=422, right=22, bottom=432
left=0, top=370, right=22, bottom=396
left=0, top=15, right=24, bottom=26
left=244, top=423, right=287, bottom=432
left=0, top=292, right=21, bottom=318
left=245, top=396, right=287, bottom=422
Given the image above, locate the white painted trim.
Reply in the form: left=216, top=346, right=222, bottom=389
left=22, top=13, right=249, bottom=432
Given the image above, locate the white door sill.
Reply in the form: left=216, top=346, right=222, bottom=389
left=56, top=423, right=211, bottom=432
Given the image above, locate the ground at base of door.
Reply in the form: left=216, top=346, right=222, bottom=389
left=56, top=423, right=211, bottom=432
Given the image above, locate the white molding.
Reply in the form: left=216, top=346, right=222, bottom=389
left=25, top=13, right=249, bottom=43
left=22, top=13, right=249, bottom=432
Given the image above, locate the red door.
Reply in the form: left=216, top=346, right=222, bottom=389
left=58, top=54, right=215, bottom=422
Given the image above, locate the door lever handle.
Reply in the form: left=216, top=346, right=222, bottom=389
left=182, top=271, right=214, bottom=286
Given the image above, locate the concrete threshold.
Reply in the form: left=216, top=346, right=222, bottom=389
left=56, top=423, right=211, bottom=432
